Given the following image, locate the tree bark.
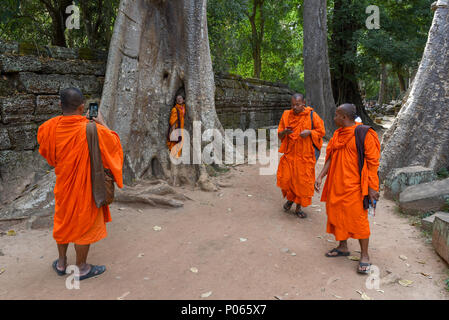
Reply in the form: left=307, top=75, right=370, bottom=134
left=303, top=0, right=337, bottom=137
left=40, top=0, right=73, bottom=47
left=397, top=70, right=407, bottom=93
left=380, top=0, right=449, bottom=180
left=100, top=0, right=223, bottom=190
left=378, top=63, right=388, bottom=105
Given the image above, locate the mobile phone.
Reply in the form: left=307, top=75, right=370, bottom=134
left=89, top=102, right=98, bottom=120
left=286, top=126, right=293, bottom=131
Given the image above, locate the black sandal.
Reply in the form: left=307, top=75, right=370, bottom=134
left=295, top=209, right=307, bottom=219
left=283, top=201, right=293, bottom=212
left=357, top=262, right=371, bottom=274
left=52, top=259, right=66, bottom=276
left=77, top=265, right=106, bottom=281
left=325, top=248, right=350, bottom=257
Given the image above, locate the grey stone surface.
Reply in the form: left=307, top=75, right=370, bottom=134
left=0, top=128, right=11, bottom=150
left=422, top=211, right=449, bottom=232
left=35, top=95, right=61, bottom=116
left=0, top=54, right=43, bottom=73
left=0, top=94, right=35, bottom=124
left=18, top=72, right=101, bottom=94
left=432, top=215, right=449, bottom=264
left=399, top=178, right=449, bottom=214
left=384, top=166, right=437, bottom=200
left=0, top=40, right=19, bottom=54
left=7, top=124, right=38, bottom=150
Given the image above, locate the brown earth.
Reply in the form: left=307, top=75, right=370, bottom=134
left=0, top=146, right=448, bottom=300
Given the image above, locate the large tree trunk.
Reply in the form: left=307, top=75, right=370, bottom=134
left=303, top=0, right=337, bottom=137
left=329, top=0, right=374, bottom=126
left=380, top=0, right=449, bottom=180
left=378, top=63, right=388, bottom=105
left=40, top=0, right=73, bottom=47
left=100, top=0, right=222, bottom=190
left=247, top=0, right=264, bottom=79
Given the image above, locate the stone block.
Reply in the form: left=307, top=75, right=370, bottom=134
left=384, top=166, right=437, bottom=200
left=0, top=128, right=11, bottom=150
left=19, top=72, right=102, bottom=95
left=45, top=46, right=78, bottom=60
left=41, top=59, right=106, bottom=76
left=0, top=54, right=43, bottom=73
left=432, top=215, right=449, bottom=264
left=0, top=40, right=19, bottom=54
left=399, top=178, right=449, bottom=215
left=7, top=124, right=38, bottom=150
left=0, top=75, right=18, bottom=97
left=422, top=212, right=449, bottom=232
left=0, top=94, right=35, bottom=124
left=35, top=95, right=61, bottom=115
left=26, top=215, right=53, bottom=230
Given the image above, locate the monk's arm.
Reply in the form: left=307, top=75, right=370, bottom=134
left=169, top=108, right=178, bottom=130
left=315, top=156, right=332, bottom=192
left=277, top=112, right=291, bottom=139
left=365, top=130, right=381, bottom=200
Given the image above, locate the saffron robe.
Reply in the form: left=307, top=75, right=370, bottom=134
left=321, top=124, right=380, bottom=241
left=37, top=115, right=123, bottom=244
left=276, top=107, right=325, bottom=206
left=167, top=104, right=186, bottom=158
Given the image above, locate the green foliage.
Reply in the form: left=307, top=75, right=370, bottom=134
left=208, top=0, right=304, bottom=91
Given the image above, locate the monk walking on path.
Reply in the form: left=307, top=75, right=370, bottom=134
left=37, top=88, right=123, bottom=280
left=315, top=103, right=380, bottom=274
left=277, top=93, right=325, bottom=218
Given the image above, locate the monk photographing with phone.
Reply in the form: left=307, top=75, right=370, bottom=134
left=37, top=88, right=123, bottom=281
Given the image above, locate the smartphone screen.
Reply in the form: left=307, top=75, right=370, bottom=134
left=89, top=103, right=98, bottom=119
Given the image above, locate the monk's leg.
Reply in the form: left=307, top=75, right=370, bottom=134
left=358, top=238, right=370, bottom=271
left=56, top=243, right=69, bottom=271
left=294, top=203, right=307, bottom=218
left=74, top=244, right=92, bottom=276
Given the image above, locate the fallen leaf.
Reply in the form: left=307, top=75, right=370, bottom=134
left=332, top=294, right=343, bottom=299
left=227, top=208, right=232, bottom=212
left=247, top=195, right=252, bottom=197
left=153, top=226, right=162, bottom=231
left=348, top=256, right=360, bottom=261
left=399, top=255, right=408, bottom=261
left=416, top=260, right=426, bottom=264
left=376, top=290, right=384, bottom=294
left=190, top=267, right=199, bottom=273
left=137, top=209, right=143, bottom=213
left=316, top=236, right=323, bottom=239
left=398, top=279, right=413, bottom=287
left=143, top=277, right=149, bottom=281
left=290, top=253, right=297, bottom=256
left=361, top=292, right=373, bottom=300
left=0, top=268, right=5, bottom=275
left=137, top=253, right=144, bottom=258
left=7, top=230, right=16, bottom=236
left=274, top=295, right=283, bottom=300
left=201, top=291, right=212, bottom=298
left=239, top=238, right=247, bottom=242
left=118, top=207, right=126, bottom=211
left=405, top=263, right=410, bottom=267
left=327, top=239, right=335, bottom=243
left=281, top=248, right=289, bottom=253
left=117, top=291, right=130, bottom=300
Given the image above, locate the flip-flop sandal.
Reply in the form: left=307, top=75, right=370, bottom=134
left=77, top=265, right=106, bottom=281
left=52, top=259, right=66, bottom=276
left=357, top=262, right=371, bottom=275
left=295, top=210, right=307, bottom=219
left=325, top=248, right=350, bottom=257
left=283, top=201, right=293, bottom=212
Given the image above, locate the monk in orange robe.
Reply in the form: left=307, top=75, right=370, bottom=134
left=37, top=88, right=123, bottom=280
left=315, top=103, right=380, bottom=274
left=277, top=93, right=325, bottom=218
left=167, top=95, right=186, bottom=158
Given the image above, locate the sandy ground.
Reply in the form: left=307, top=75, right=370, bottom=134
left=0, top=145, right=448, bottom=300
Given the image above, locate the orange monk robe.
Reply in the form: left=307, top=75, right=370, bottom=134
left=321, top=124, right=380, bottom=241
left=167, top=104, right=186, bottom=158
left=276, top=107, right=325, bottom=207
left=37, top=115, right=123, bottom=245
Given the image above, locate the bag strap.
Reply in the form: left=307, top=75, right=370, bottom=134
left=355, top=124, right=374, bottom=210
left=86, top=121, right=106, bottom=208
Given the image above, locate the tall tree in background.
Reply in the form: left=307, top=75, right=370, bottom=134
left=245, top=0, right=265, bottom=78
left=329, top=0, right=372, bottom=125
left=380, top=0, right=449, bottom=180
left=38, top=0, right=73, bottom=47
left=303, top=0, right=336, bottom=136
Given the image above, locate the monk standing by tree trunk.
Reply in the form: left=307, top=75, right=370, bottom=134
left=277, top=93, right=325, bottom=218
left=167, top=95, right=186, bottom=159
left=37, top=88, right=123, bottom=281
left=315, top=104, right=380, bottom=274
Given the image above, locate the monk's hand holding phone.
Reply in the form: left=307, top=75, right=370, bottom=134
left=300, top=130, right=311, bottom=138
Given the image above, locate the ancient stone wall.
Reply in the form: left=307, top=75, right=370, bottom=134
left=0, top=40, right=293, bottom=211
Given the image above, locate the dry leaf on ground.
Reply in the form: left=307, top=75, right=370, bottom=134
left=190, top=267, right=198, bottom=273
left=117, top=291, right=130, bottom=300
left=398, top=279, right=413, bottom=287
left=153, top=226, right=162, bottom=231
left=201, top=291, right=212, bottom=298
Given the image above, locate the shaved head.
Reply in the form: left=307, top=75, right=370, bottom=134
left=60, top=87, right=84, bottom=113
left=337, top=103, right=357, bottom=121
left=292, top=93, right=304, bottom=101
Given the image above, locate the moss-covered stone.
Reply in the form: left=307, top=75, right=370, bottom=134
left=18, top=42, right=47, bottom=57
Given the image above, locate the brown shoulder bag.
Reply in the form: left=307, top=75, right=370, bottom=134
left=86, top=121, right=115, bottom=208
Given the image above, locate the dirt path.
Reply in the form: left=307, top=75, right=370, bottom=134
left=0, top=148, right=448, bottom=300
